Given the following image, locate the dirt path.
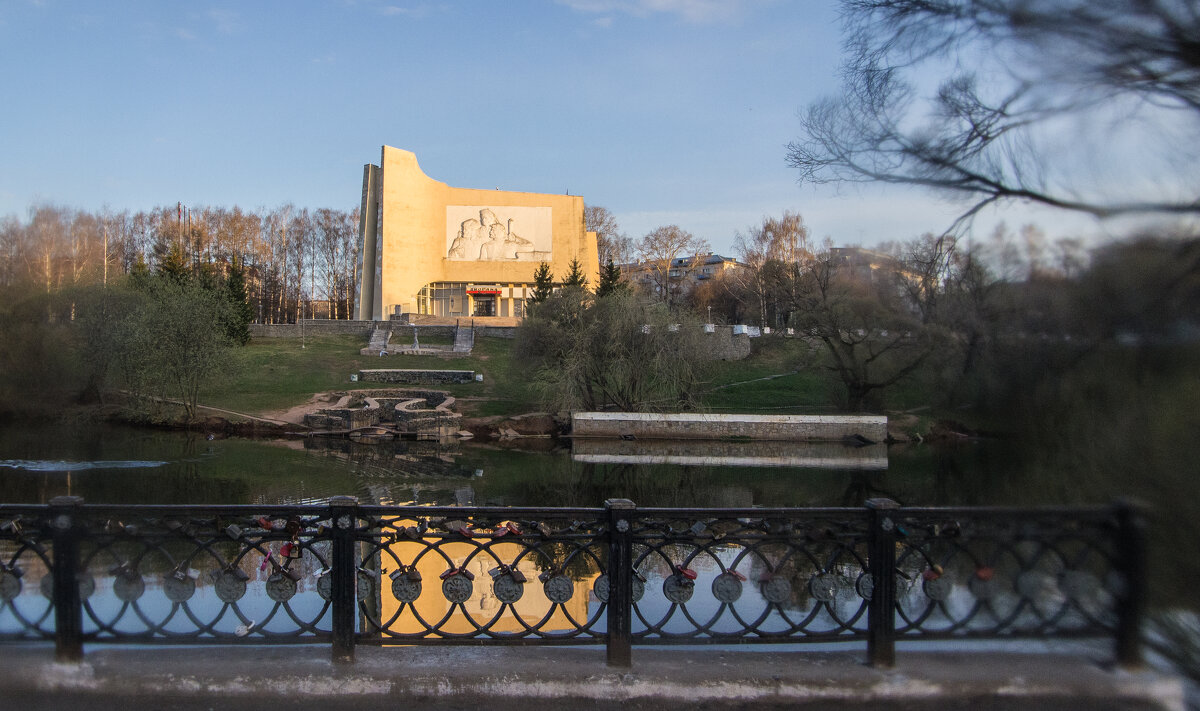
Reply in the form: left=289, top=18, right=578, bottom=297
left=260, top=392, right=344, bottom=425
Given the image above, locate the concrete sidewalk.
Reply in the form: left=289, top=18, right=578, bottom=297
left=0, top=644, right=1184, bottom=710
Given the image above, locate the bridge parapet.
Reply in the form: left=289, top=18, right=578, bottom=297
left=0, top=498, right=1145, bottom=669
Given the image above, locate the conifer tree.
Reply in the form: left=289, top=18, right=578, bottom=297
left=223, top=258, right=254, bottom=345
left=563, top=258, right=588, bottom=290
left=158, top=243, right=191, bottom=284
left=596, top=259, right=625, bottom=298
left=530, top=262, right=554, bottom=304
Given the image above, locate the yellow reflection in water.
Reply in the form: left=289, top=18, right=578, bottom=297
left=376, top=523, right=599, bottom=637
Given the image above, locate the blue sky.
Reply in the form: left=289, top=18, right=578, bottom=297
left=0, top=0, right=1106, bottom=254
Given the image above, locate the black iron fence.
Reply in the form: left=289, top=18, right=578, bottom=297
left=0, top=496, right=1145, bottom=667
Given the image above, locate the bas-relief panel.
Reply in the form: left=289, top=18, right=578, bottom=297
left=445, top=206, right=552, bottom=262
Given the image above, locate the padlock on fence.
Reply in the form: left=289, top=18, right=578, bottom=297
left=440, top=566, right=474, bottom=604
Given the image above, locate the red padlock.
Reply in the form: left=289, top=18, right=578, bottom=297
left=678, top=566, right=698, bottom=581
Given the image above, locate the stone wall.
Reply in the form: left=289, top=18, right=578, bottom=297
left=476, top=327, right=517, bottom=339
left=358, top=369, right=476, bottom=384
left=571, top=412, right=887, bottom=442
left=251, top=321, right=743, bottom=355
left=702, top=326, right=751, bottom=361
left=250, top=320, right=377, bottom=339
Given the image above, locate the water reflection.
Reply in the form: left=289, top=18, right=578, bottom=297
left=571, top=438, right=887, bottom=470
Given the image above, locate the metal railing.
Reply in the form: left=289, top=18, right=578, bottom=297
left=0, top=496, right=1145, bottom=668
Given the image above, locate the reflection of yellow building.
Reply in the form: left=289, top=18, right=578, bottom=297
left=356, top=146, right=600, bottom=320
left=376, top=534, right=599, bottom=638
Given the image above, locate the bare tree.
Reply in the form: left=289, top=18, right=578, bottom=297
left=787, top=247, right=949, bottom=411
left=636, top=225, right=711, bottom=308
left=585, top=205, right=633, bottom=267
left=734, top=211, right=812, bottom=326
left=788, top=0, right=1200, bottom=229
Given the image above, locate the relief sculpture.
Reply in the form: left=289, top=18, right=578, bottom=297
left=446, top=208, right=551, bottom=261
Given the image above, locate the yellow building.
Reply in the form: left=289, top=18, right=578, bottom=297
left=355, top=146, right=600, bottom=320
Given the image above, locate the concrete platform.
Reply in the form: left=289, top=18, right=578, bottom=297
left=0, top=644, right=1182, bottom=710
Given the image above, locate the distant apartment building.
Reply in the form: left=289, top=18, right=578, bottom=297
left=619, top=253, right=746, bottom=302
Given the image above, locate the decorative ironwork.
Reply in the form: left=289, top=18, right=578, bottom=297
left=0, top=499, right=1144, bottom=670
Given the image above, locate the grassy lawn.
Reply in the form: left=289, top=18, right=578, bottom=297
left=200, top=335, right=540, bottom=417
left=201, top=333, right=859, bottom=418
left=699, top=338, right=837, bottom=412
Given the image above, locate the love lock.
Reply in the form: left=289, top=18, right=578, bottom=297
left=389, top=565, right=423, bottom=603
left=0, top=518, right=21, bottom=536
left=279, top=561, right=302, bottom=582
left=759, top=571, right=792, bottom=605
left=316, top=568, right=332, bottom=600
left=711, top=570, right=746, bottom=604
left=489, top=564, right=527, bottom=604
left=265, top=571, right=298, bottom=602
left=921, top=565, right=949, bottom=601
left=257, top=516, right=275, bottom=531
left=212, top=565, right=250, bottom=604
left=401, top=521, right=427, bottom=540
left=542, top=572, right=574, bottom=604
left=162, top=566, right=196, bottom=603
left=440, top=566, right=475, bottom=604
left=109, top=561, right=145, bottom=603
left=355, top=568, right=375, bottom=599
left=280, top=541, right=303, bottom=560
left=225, top=523, right=243, bottom=540
left=443, top=520, right=475, bottom=538
left=663, top=572, right=695, bottom=605
left=969, top=566, right=999, bottom=600
left=284, top=516, right=303, bottom=540
left=492, top=521, right=522, bottom=538
left=0, top=563, right=23, bottom=601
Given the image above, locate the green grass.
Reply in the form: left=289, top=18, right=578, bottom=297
left=200, top=335, right=540, bottom=417
left=201, top=333, right=859, bottom=418
left=698, top=338, right=835, bottom=413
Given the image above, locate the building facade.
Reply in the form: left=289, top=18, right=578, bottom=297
left=619, top=253, right=746, bottom=302
left=355, top=146, right=599, bottom=320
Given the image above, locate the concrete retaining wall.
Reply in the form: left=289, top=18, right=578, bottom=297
left=251, top=320, right=377, bottom=339
left=571, top=412, right=887, bottom=442
left=251, top=320, right=517, bottom=341
left=359, top=369, right=476, bottom=385
left=703, top=326, right=751, bottom=360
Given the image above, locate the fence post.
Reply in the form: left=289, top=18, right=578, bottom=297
left=605, top=498, right=636, bottom=668
left=49, top=495, right=85, bottom=662
left=866, top=498, right=899, bottom=667
left=1114, top=499, right=1148, bottom=668
left=329, top=495, right=359, bottom=664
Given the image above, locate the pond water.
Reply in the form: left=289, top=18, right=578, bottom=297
left=0, top=422, right=1050, bottom=509
left=0, top=421, right=1193, bottom=616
